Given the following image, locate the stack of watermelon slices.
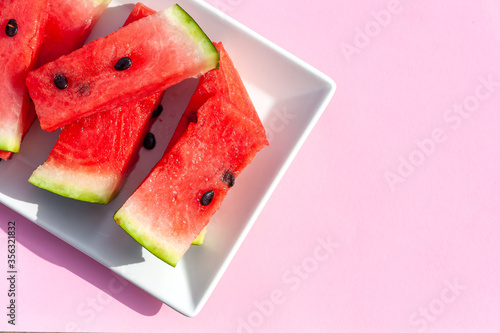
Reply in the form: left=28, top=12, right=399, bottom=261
left=2, top=2, right=268, bottom=266
left=113, top=42, right=268, bottom=266
left=28, top=3, right=164, bottom=205
left=26, top=3, right=220, bottom=204
left=0, top=0, right=112, bottom=160
left=26, top=4, right=220, bottom=132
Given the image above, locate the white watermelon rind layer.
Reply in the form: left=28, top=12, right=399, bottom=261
left=29, top=162, right=121, bottom=204
left=167, top=4, right=220, bottom=69
left=113, top=207, right=184, bottom=267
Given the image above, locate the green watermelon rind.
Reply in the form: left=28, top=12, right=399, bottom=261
left=167, top=4, right=219, bottom=69
left=192, top=226, right=207, bottom=246
left=113, top=210, right=184, bottom=267
left=28, top=164, right=119, bottom=204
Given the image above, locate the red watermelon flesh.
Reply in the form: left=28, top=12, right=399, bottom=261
left=26, top=4, right=219, bottom=132
left=0, top=150, right=14, bottom=161
left=28, top=93, right=162, bottom=204
left=0, top=0, right=49, bottom=153
left=114, top=43, right=268, bottom=267
left=166, top=42, right=265, bottom=152
left=0, top=151, right=10, bottom=160
left=28, top=2, right=161, bottom=205
left=37, top=0, right=112, bottom=66
left=0, top=0, right=111, bottom=158
left=123, top=2, right=155, bottom=26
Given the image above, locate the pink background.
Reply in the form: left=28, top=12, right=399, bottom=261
left=2, top=0, right=500, bottom=331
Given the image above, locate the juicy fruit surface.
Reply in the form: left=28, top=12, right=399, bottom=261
left=29, top=3, right=161, bottom=205
left=0, top=0, right=49, bottom=152
left=0, top=150, right=13, bottom=161
left=124, top=2, right=156, bottom=26
left=114, top=43, right=268, bottom=267
left=0, top=0, right=110, bottom=157
left=37, top=0, right=111, bottom=66
left=115, top=96, right=267, bottom=266
left=166, top=42, right=265, bottom=152
left=27, top=4, right=220, bottom=132
left=29, top=93, right=162, bottom=204
left=0, top=104, right=36, bottom=159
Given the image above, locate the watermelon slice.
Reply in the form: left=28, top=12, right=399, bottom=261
left=0, top=0, right=111, bottom=158
left=28, top=3, right=161, bottom=205
left=28, top=93, right=163, bottom=204
left=0, top=0, right=49, bottom=153
left=26, top=4, right=220, bottom=132
left=114, top=43, right=268, bottom=267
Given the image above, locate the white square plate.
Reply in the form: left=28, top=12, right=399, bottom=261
left=0, top=0, right=335, bottom=316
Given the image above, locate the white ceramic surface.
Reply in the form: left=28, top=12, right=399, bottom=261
left=0, top=0, right=335, bottom=316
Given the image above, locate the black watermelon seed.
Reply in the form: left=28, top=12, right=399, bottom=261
left=53, top=74, right=68, bottom=90
left=151, top=104, right=163, bottom=119
left=114, top=57, right=132, bottom=71
left=5, top=19, right=18, bottom=37
left=200, top=190, right=215, bottom=206
left=222, top=171, right=235, bottom=188
left=186, top=111, right=198, bottom=124
left=143, top=133, right=156, bottom=150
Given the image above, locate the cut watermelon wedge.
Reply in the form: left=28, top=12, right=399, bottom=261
left=28, top=92, right=163, bottom=204
left=27, top=4, right=219, bottom=132
left=28, top=3, right=161, bottom=205
left=114, top=43, right=268, bottom=267
left=0, top=0, right=49, bottom=153
left=0, top=0, right=111, bottom=158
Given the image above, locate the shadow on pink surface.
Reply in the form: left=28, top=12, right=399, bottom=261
left=0, top=206, right=163, bottom=318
